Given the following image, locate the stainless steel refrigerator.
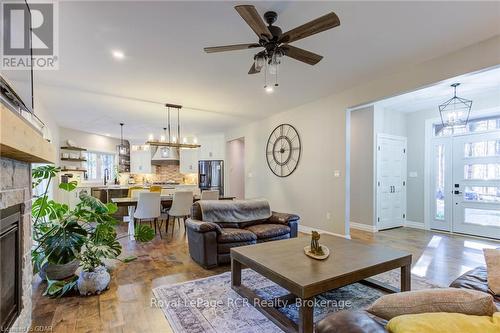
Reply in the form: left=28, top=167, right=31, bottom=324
left=198, top=160, right=224, bottom=196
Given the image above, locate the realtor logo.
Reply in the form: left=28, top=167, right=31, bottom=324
left=1, top=1, right=59, bottom=70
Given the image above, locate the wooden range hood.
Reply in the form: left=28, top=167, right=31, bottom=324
left=0, top=102, right=56, bottom=163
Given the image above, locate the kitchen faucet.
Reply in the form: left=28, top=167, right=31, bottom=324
left=104, top=168, right=109, bottom=185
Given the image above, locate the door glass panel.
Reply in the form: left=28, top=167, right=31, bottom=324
left=464, top=140, right=500, bottom=157
left=464, top=164, right=500, bottom=180
left=464, top=186, right=500, bottom=202
left=435, top=144, right=445, bottom=220
left=464, top=208, right=500, bottom=227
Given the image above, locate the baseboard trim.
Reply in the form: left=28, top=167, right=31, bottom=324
left=349, top=222, right=377, bottom=233
left=405, top=220, right=426, bottom=230
left=298, top=225, right=351, bottom=239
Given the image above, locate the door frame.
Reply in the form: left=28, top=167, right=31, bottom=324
left=375, top=133, right=407, bottom=230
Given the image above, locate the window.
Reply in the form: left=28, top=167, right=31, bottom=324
left=434, top=115, right=500, bottom=137
left=83, top=152, right=116, bottom=181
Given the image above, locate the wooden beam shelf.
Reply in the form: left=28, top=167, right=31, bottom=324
left=61, top=146, right=87, bottom=151
left=61, top=158, right=87, bottom=162
left=1, top=103, right=56, bottom=163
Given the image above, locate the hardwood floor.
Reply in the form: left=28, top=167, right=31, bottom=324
left=31, top=226, right=499, bottom=332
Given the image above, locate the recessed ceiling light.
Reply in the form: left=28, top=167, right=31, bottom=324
left=112, top=50, right=125, bottom=60
left=105, top=133, right=111, bottom=137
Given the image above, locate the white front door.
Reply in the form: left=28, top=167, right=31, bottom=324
left=430, top=137, right=453, bottom=231
left=452, top=132, right=500, bottom=239
left=377, top=135, right=407, bottom=230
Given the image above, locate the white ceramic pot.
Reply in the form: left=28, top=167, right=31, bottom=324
left=77, top=266, right=111, bottom=296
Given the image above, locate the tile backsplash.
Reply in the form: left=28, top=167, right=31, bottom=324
left=130, top=164, right=197, bottom=184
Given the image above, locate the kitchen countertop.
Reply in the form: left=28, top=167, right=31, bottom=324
left=88, top=184, right=198, bottom=190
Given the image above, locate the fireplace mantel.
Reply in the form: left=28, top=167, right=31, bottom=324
left=0, top=103, right=56, bottom=164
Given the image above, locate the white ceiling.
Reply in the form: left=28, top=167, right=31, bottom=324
left=32, top=1, right=500, bottom=141
left=376, top=66, right=500, bottom=113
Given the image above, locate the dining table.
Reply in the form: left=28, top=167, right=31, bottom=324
left=111, top=195, right=235, bottom=240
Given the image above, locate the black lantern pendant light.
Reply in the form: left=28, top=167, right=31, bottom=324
left=438, top=83, right=473, bottom=128
left=118, top=123, right=127, bottom=155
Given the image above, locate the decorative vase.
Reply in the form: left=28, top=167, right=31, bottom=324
left=77, top=266, right=111, bottom=296
left=40, top=260, right=80, bottom=280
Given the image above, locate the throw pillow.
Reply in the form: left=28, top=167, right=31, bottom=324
left=484, top=249, right=500, bottom=295
left=386, top=312, right=500, bottom=333
left=366, top=288, right=497, bottom=320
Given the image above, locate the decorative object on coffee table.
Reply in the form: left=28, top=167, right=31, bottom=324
left=304, top=231, right=330, bottom=260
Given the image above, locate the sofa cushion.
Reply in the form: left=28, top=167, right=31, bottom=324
left=257, top=234, right=290, bottom=243
left=386, top=312, right=500, bottom=333
left=315, top=311, right=385, bottom=333
left=450, top=266, right=500, bottom=307
left=217, top=240, right=256, bottom=254
left=366, top=288, right=497, bottom=320
left=484, top=249, right=500, bottom=296
left=217, top=228, right=257, bottom=243
left=244, top=224, right=291, bottom=240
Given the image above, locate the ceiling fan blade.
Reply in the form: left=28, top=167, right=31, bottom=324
left=204, top=43, right=261, bottom=53
left=235, top=5, right=272, bottom=40
left=283, top=45, right=323, bottom=65
left=248, top=63, right=260, bottom=74
left=279, top=12, right=340, bottom=44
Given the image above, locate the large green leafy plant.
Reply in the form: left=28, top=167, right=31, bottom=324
left=32, top=165, right=154, bottom=297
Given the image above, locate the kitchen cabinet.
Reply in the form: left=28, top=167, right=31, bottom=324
left=180, top=148, right=199, bottom=174
left=198, top=134, right=225, bottom=160
left=130, top=147, right=152, bottom=174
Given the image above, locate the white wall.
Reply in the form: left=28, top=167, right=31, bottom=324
left=374, top=106, right=408, bottom=137
left=227, top=138, right=245, bottom=199
left=59, top=127, right=122, bottom=154
left=350, top=106, right=375, bottom=227
left=226, top=36, right=500, bottom=236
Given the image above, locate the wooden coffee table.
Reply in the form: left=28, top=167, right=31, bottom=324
left=230, top=235, right=412, bottom=333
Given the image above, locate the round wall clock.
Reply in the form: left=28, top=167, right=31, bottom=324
left=266, top=124, right=301, bottom=177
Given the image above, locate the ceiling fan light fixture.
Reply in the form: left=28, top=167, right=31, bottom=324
left=254, top=54, right=266, bottom=71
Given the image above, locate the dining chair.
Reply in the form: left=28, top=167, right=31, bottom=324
left=200, top=190, right=219, bottom=200
left=165, top=191, right=193, bottom=237
left=160, top=188, right=176, bottom=196
left=149, top=185, right=162, bottom=192
left=134, top=192, right=163, bottom=238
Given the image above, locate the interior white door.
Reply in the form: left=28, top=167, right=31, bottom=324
left=430, top=137, right=453, bottom=231
left=452, top=132, right=500, bottom=239
left=377, top=135, right=407, bottom=230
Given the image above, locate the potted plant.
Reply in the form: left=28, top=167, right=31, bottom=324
left=32, top=165, right=154, bottom=297
left=75, top=193, right=154, bottom=295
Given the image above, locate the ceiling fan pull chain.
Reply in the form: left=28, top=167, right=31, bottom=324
left=275, top=62, right=279, bottom=87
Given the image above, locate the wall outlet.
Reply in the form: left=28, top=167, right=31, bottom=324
left=326, top=212, right=331, bottom=220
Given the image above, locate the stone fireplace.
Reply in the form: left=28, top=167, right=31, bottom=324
left=0, top=158, right=32, bottom=332
left=0, top=101, right=56, bottom=332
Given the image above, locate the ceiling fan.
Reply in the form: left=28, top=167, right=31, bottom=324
left=204, top=5, right=340, bottom=85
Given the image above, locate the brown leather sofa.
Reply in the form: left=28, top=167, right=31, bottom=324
left=185, top=201, right=299, bottom=269
left=316, top=266, right=500, bottom=333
